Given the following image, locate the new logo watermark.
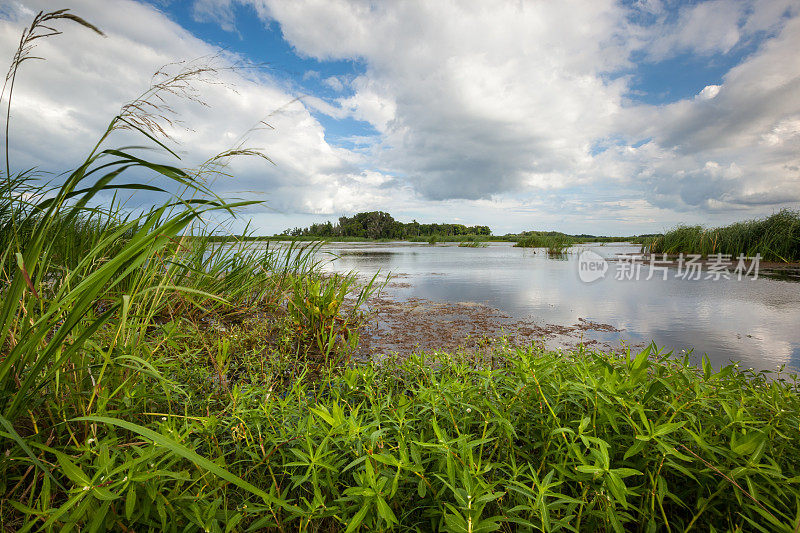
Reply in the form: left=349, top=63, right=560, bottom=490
left=578, top=252, right=760, bottom=283
left=578, top=250, right=608, bottom=282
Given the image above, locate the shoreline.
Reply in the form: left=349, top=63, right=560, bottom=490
left=354, top=289, right=641, bottom=361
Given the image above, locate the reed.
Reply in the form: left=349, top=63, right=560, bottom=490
left=514, top=233, right=572, bottom=255
left=642, top=210, right=800, bottom=262
left=0, top=9, right=379, bottom=530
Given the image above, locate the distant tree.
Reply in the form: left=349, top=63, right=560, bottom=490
left=291, top=212, right=493, bottom=239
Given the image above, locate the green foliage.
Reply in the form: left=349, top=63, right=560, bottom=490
left=284, top=211, right=493, bottom=240
left=643, top=210, right=800, bottom=262
left=7, top=339, right=800, bottom=531
left=514, top=233, right=572, bottom=255
left=512, top=231, right=631, bottom=246
left=286, top=272, right=380, bottom=363
left=512, top=229, right=635, bottom=254
left=0, top=8, right=375, bottom=531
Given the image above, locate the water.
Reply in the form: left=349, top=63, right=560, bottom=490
left=317, top=241, right=800, bottom=372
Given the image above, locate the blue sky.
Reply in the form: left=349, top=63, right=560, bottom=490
left=1, top=0, right=799, bottom=235
left=150, top=0, right=783, bottom=148
left=155, top=0, right=766, bottom=107
left=145, top=0, right=380, bottom=149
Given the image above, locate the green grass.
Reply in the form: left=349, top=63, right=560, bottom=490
left=0, top=10, right=376, bottom=529
left=2, top=9, right=800, bottom=532
left=642, top=210, right=800, bottom=262
left=514, top=233, right=572, bottom=255
left=5, top=326, right=800, bottom=531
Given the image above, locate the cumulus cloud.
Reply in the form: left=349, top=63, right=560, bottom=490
left=231, top=0, right=800, bottom=218
left=696, top=85, right=721, bottom=100
left=0, top=0, right=399, bottom=224
left=623, top=13, right=800, bottom=211
left=254, top=0, right=637, bottom=200
left=2, top=0, right=799, bottom=235
left=645, top=0, right=746, bottom=59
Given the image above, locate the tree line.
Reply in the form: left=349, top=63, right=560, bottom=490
left=281, top=211, right=492, bottom=239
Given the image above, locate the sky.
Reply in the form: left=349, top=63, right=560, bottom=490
left=0, top=0, right=799, bottom=236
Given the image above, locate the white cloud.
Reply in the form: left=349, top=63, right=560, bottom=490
left=248, top=0, right=800, bottom=219
left=2, top=0, right=799, bottom=236
left=193, top=0, right=236, bottom=32
left=696, top=84, right=721, bottom=100
left=322, top=75, right=344, bottom=91
left=0, top=0, right=401, bottom=226
left=252, top=0, right=639, bottom=200
left=623, top=13, right=800, bottom=211
left=646, top=0, right=745, bottom=59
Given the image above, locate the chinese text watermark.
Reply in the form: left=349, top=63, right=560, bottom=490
left=578, top=251, right=760, bottom=283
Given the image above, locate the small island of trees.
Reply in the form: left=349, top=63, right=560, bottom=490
left=282, top=211, right=492, bottom=240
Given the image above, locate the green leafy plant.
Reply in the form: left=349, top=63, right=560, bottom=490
left=641, top=210, right=800, bottom=262
left=286, top=272, right=380, bottom=363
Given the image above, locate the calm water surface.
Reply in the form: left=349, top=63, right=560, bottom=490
left=316, top=241, right=800, bottom=372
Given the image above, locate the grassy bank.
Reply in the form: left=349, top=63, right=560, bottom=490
left=513, top=232, right=632, bottom=253
left=642, top=210, right=800, bottom=262
left=4, top=319, right=800, bottom=531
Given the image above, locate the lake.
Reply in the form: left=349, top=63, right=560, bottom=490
left=316, top=241, right=800, bottom=373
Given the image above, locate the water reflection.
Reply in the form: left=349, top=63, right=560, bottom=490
left=317, top=242, right=800, bottom=372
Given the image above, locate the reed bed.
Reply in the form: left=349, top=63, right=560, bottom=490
left=0, top=9, right=377, bottom=530
left=514, top=234, right=572, bottom=256
left=642, top=210, right=800, bottom=262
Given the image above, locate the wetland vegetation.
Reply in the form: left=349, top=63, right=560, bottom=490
left=640, top=210, right=800, bottom=263
left=1, top=9, right=799, bottom=532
